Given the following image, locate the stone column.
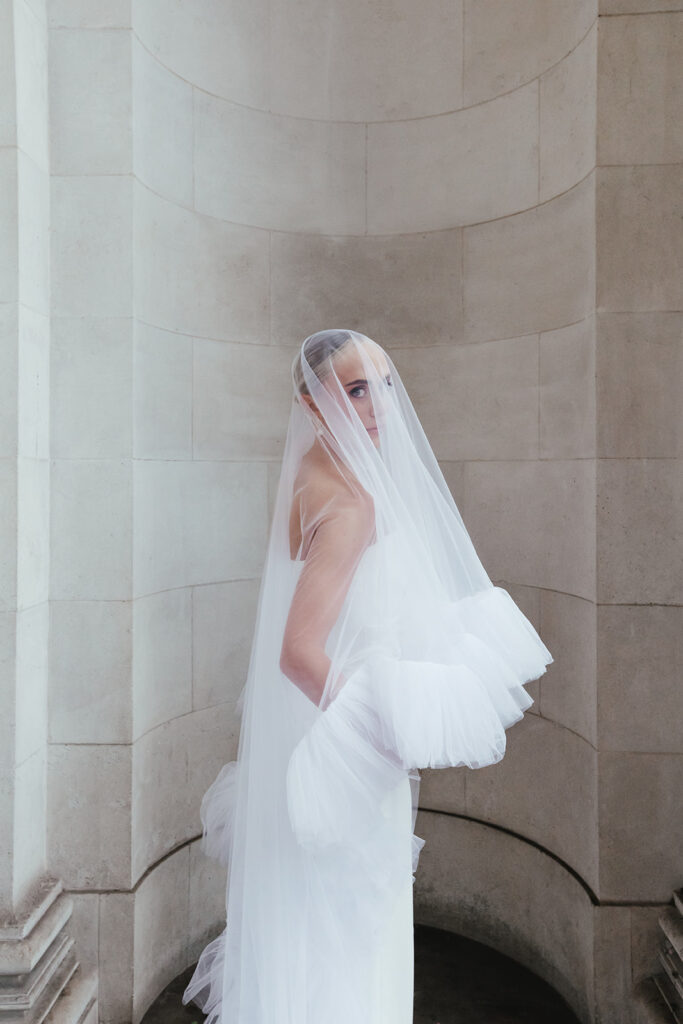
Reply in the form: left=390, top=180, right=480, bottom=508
left=0, top=0, right=96, bottom=1020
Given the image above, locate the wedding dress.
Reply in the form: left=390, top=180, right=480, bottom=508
left=182, top=329, right=553, bottom=1024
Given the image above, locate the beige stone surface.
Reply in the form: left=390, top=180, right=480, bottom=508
left=48, top=743, right=132, bottom=889
left=598, top=751, right=683, bottom=901
left=269, top=0, right=462, bottom=122
left=133, top=321, right=193, bottom=460
left=132, top=39, right=193, bottom=205
left=51, top=175, right=132, bottom=318
left=540, top=316, right=596, bottom=460
left=596, top=312, right=683, bottom=459
left=98, top=889, right=134, bottom=1023
left=592, top=905, right=634, bottom=1024
left=133, top=589, right=192, bottom=739
left=390, top=337, right=539, bottom=462
left=51, top=317, right=132, bottom=459
left=270, top=229, right=464, bottom=349
left=48, top=27, right=131, bottom=176
left=14, top=602, right=48, bottom=760
left=132, top=460, right=267, bottom=596
left=133, top=847, right=190, bottom=1023
left=598, top=12, right=683, bottom=165
left=50, top=599, right=132, bottom=744
left=192, top=579, right=260, bottom=709
left=598, top=604, right=683, bottom=753
left=187, top=837, right=227, bottom=958
left=539, top=589, right=597, bottom=746
left=465, top=713, right=599, bottom=891
left=414, top=811, right=595, bottom=1024
left=50, top=458, right=132, bottom=601
left=367, top=82, right=538, bottom=234
left=48, top=0, right=130, bottom=28
left=597, top=458, right=683, bottom=605
left=194, top=92, right=366, bottom=234
left=597, top=164, right=683, bottom=312
left=463, top=175, right=595, bottom=344
left=464, top=0, right=596, bottom=105
left=464, top=458, right=596, bottom=600
left=133, top=0, right=269, bottom=108
left=193, top=340, right=294, bottom=460
left=540, top=23, right=597, bottom=200
left=0, top=149, right=18, bottom=302
left=134, top=183, right=270, bottom=343
left=600, top=0, right=683, bottom=10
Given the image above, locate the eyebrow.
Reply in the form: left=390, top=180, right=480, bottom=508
left=344, top=374, right=391, bottom=387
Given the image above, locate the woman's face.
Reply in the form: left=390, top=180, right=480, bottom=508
left=304, top=341, right=392, bottom=447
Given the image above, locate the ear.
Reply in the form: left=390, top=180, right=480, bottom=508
left=301, top=393, right=323, bottom=421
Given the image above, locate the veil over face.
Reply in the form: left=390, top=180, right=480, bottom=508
left=182, top=329, right=554, bottom=1024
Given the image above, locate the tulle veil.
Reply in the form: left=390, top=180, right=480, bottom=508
left=182, top=329, right=553, bottom=1023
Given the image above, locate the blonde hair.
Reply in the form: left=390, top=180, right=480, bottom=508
left=292, top=330, right=355, bottom=397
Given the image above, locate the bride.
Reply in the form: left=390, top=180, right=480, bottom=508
left=182, top=329, right=553, bottom=1024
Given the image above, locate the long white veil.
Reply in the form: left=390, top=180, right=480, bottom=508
left=182, top=329, right=553, bottom=1024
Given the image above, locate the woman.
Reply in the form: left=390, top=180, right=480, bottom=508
left=182, top=329, right=553, bottom=1024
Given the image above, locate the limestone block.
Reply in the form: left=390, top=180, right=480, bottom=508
left=132, top=460, right=267, bottom=595
left=0, top=303, right=17, bottom=457
left=14, top=0, right=48, bottom=170
left=367, top=82, right=538, bottom=234
left=48, top=0, right=130, bottom=28
left=51, top=317, right=132, bottom=459
left=17, top=150, right=49, bottom=313
left=464, top=174, right=595, bottom=344
left=0, top=1, right=16, bottom=147
left=416, top=764, right=468, bottom=814
left=390, top=336, right=539, bottom=461
left=16, top=454, right=49, bottom=607
left=193, top=340, right=294, bottom=460
left=133, top=848, right=190, bottom=1023
left=194, top=92, right=365, bottom=235
left=465, top=713, right=599, bottom=892
left=134, top=183, right=269, bottom=342
left=540, top=22, right=597, bottom=201
left=98, top=889, right=134, bottom=1023
left=592, top=904, right=634, bottom=1024
left=539, top=589, right=597, bottom=746
left=131, top=702, right=238, bottom=881
left=132, top=40, right=192, bottom=205
left=598, top=10, right=683, bottom=165
left=48, top=743, right=131, bottom=890
left=597, top=458, right=683, bottom=605
left=596, top=312, right=683, bottom=459
left=187, top=837, right=227, bottom=959
left=133, top=320, right=192, bottom=461
left=463, top=458, right=596, bottom=600
left=50, top=458, right=132, bottom=601
left=598, top=605, right=683, bottom=753
left=0, top=460, right=17, bottom=609
left=13, top=746, right=46, bottom=898
left=413, top=811, right=595, bottom=1024
left=48, top=27, right=131, bottom=175
left=15, top=601, right=48, bottom=761
left=439, top=461, right=466, bottom=514
left=51, top=175, right=132, bottom=318
left=50, top=599, right=131, bottom=744
left=540, top=316, right=596, bottom=460
left=269, top=0, right=462, bottom=121
left=17, top=305, right=49, bottom=459
left=597, top=165, right=683, bottom=312
left=0, top=149, right=18, bottom=303
left=464, top=0, right=595, bottom=105
left=133, top=589, right=192, bottom=739
left=133, top=0, right=268, bottom=108
left=192, top=579, right=260, bottom=710
left=270, top=229, right=463, bottom=350
left=67, top=892, right=99, bottom=973
left=598, top=751, right=683, bottom=901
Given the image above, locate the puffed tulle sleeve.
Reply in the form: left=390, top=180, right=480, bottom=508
left=286, top=580, right=553, bottom=852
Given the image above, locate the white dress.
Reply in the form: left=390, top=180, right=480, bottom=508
left=185, top=529, right=550, bottom=1024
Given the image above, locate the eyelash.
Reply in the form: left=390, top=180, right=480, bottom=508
left=349, top=378, right=393, bottom=399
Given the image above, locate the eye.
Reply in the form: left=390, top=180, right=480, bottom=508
left=385, top=376, right=393, bottom=388
left=349, top=385, right=367, bottom=399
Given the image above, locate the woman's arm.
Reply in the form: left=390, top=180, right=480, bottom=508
left=279, top=491, right=374, bottom=707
